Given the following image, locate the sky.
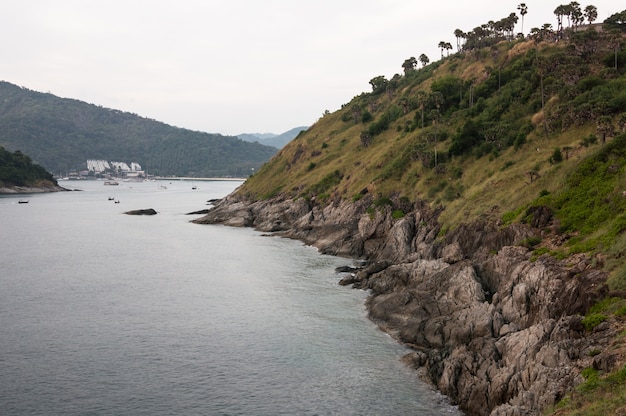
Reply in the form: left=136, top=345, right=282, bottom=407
left=1, top=1, right=619, bottom=136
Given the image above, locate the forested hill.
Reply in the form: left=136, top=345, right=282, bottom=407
left=0, top=81, right=278, bottom=177
left=0, top=146, right=58, bottom=188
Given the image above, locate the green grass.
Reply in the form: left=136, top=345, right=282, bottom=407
left=546, top=365, right=626, bottom=415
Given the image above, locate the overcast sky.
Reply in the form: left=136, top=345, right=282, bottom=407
left=1, top=1, right=619, bottom=136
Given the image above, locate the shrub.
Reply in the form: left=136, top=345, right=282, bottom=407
left=580, top=134, right=598, bottom=147
left=582, top=313, right=608, bottom=331
left=549, top=147, right=563, bottom=164
left=520, top=236, right=542, bottom=248
left=310, top=170, right=343, bottom=195
left=373, top=195, right=393, bottom=207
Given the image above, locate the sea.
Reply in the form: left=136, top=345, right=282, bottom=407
left=0, top=179, right=459, bottom=415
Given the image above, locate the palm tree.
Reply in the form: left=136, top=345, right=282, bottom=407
left=569, top=2, right=582, bottom=28
left=438, top=41, right=447, bottom=58
left=554, top=5, right=567, bottom=33
left=418, top=53, right=429, bottom=68
left=570, top=2, right=584, bottom=29
left=402, top=57, right=417, bottom=75
left=454, top=29, right=465, bottom=52
left=584, top=5, right=598, bottom=24
left=517, top=3, right=528, bottom=35
left=506, top=13, right=519, bottom=39
left=415, top=91, right=428, bottom=128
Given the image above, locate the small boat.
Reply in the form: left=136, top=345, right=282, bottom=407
left=18, top=199, right=29, bottom=204
left=108, top=197, right=115, bottom=201
left=104, top=181, right=119, bottom=186
left=192, top=185, right=198, bottom=190
left=114, top=200, right=120, bottom=204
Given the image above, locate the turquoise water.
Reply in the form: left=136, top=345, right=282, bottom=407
left=0, top=180, right=458, bottom=415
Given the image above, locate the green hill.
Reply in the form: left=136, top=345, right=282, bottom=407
left=242, top=24, right=626, bottom=283
left=0, top=81, right=278, bottom=177
left=0, top=146, right=59, bottom=189
left=222, top=14, right=626, bottom=416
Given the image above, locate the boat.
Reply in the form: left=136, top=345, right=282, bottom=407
left=18, top=200, right=29, bottom=204
left=104, top=181, right=119, bottom=186
left=108, top=197, right=115, bottom=201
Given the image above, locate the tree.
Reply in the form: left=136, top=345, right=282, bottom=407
left=505, top=13, right=519, bottom=39
left=517, top=3, right=528, bottom=35
left=369, top=75, right=388, bottom=94
left=438, top=41, right=447, bottom=58
left=604, top=9, right=626, bottom=27
left=584, top=5, right=597, bottom=24
left=402, top=57, right=418, bottom=75
left=454, top=29, right=465, bottom=51
left=617, top=113, right=626, bottom=134
left=608, top=29, right=622, bottom=70
left=554, top=5, right=568, bottom=33
left=597, top=116, right=614, bottom=144
left=570, top=2, right=584, bottom=29
left=428, top=109, right=442, bottom=167
left=535, top=55, right=550, bottom=138
left=416, top=91, right=428, bottom=129
left=419, top=53, right=430, bottom=67
left=360, top=131, right=371, bottom=147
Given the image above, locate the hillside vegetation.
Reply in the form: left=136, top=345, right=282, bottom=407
left=0, top=146, right=58, bottom=188
left=242, top=20, right=626, bottom=282
left=230, top=13, right=626, bottom=414
left=0, top=81, right=277, bottom=177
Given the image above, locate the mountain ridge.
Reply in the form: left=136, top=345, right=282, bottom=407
left=238, top=126, right=308, bottom=149
left=0, top=81, right=278, bottom=178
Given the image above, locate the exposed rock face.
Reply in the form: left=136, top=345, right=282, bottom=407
left=194, top=193, right=616, bottom=415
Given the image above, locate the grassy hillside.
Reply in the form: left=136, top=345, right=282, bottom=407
left=0, top=81, right=277, bottom=177
left=240, top=25, right=626, bottom=283
left=219, top=15, right=626, bottom=413
left=234, top=16, right=626, bottom=414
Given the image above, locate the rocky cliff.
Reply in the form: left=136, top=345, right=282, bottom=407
left=194, top=193, right=622, bottom=416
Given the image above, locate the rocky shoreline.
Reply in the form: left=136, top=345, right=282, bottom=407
left=193, top=193, right=622, bottom=416
left=0, top=184, right=69, bottom=194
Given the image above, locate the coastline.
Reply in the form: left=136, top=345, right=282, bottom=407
left=0, top=184, right=70, bottom=194
left=193, top=192, right=623, bottom=416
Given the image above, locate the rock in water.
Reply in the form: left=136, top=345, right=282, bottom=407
left=124, top=208, right=157, bottom=215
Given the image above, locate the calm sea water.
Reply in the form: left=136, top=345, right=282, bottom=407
left=0, top=179, right=458, bottom=415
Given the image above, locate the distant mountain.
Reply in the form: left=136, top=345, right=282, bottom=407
left=238, top=126, right=308, bottom=149
left=0, top=81, right=278, bottom=177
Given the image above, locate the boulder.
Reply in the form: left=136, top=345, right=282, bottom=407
left=124, top=208, right=157, bottom=215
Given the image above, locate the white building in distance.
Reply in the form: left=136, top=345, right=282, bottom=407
left=87, top=160, right=110, bottom=172
left=87, top=160, right=143, bottom=175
